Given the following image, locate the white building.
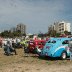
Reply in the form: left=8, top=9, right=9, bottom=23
left=54, top=21, right=71, bottom=34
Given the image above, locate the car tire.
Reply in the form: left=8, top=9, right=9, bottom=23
left=24, top=47, right=29, bottom=53
left=33, top=48, right=37, bottom=54
left=60, top=51, right=67, bottom=60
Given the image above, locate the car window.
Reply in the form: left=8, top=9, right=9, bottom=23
left=62, top=40, right=69, bottom=44
left=48, top=40, right=56, bottom=43
left=38, top=42, right=45, bottom=45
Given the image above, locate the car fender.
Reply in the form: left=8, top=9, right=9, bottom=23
left=53, top=46, right=66, bottom=57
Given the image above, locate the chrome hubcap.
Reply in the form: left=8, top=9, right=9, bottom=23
left=62, top=53, right=66, bottom=59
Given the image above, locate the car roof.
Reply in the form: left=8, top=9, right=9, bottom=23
left=49, top=37, right=71, bottom=42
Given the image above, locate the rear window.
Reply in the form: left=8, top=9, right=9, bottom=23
left=62, top=40, right=69, bottom=44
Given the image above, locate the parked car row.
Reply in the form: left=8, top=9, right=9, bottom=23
left=2, top=37, right=72, bottom=60
left=20, top=37, right=72, bottom=60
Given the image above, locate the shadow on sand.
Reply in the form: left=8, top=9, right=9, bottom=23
left=23, top=53, right=70, bottom=61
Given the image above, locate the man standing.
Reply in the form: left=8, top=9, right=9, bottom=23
left=68, top=39, right=72, bottom=60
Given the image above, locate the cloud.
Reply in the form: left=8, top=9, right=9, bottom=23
left=0, top=0, right=72, bottom=33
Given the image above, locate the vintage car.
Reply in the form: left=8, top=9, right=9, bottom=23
left=28, top=39, right=46, bottom=53
left=40, top=37, right=71, bottom=59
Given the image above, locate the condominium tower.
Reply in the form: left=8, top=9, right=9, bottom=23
left=54, top=21, right=71, bottom=34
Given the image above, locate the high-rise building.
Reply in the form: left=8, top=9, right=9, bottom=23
left=16, top=23, right=26, bottom=35
left=54, top=21, right=71, bottom=34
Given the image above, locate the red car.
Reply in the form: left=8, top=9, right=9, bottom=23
left=28, top=39, right=46, bottom=53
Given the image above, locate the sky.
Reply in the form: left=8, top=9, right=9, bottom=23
left=0, top=0, right=72, bottom=33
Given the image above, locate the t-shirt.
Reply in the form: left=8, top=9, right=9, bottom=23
left=68, top=40, right=72, bottom=52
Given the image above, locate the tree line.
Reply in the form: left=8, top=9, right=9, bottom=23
left=0, top=29, right=71, bottom=38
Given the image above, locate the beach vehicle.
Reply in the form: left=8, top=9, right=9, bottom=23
left=28, top=39, right=46, bottom=53
left=40, top=37, right=71, bottom=59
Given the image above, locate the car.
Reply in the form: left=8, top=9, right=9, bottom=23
left=40, top=37, right=71, bottom=60
left=28, top=39, right=46, bottom=53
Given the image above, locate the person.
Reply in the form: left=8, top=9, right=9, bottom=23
left=68, top=39, right=72, bottom=60
left=68, top=39, right=72, bottom=52
left=12, top=41, right=17, bottom=55
left=24, top=40, right=29, bottom=53
left=4, top=40, right=17, bottom=56
left=4, top=41, right=11, bottom=56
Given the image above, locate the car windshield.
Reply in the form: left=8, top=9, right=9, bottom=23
left=29, top=41, right=35, bottom=44
left=48, top=40, right=56, bottom=43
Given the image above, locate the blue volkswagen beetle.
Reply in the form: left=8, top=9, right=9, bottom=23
left=40, top=37, right=71, bottom=59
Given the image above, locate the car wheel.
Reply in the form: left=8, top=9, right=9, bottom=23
left=24, top=47, right=29, bottom=53
left=60, top=51, right=67, bottom=60
left=33, top=48, right=37, bottom=54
